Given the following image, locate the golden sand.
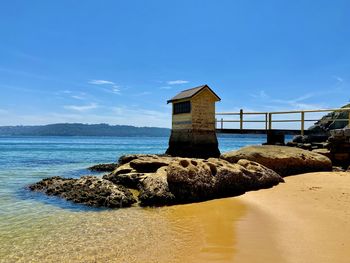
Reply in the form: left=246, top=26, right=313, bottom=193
left=235, top=171, right=350, bottom=263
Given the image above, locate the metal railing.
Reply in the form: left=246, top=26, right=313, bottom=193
left=216, top=108, right=350, bottom=135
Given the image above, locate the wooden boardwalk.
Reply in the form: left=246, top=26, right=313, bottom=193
left=215, top=108, right=350, bottom=138
left=216, top=128, right=309, bottom=135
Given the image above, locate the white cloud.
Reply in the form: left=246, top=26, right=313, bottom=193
left=89, top=80, right=115, bottom=85
left=333, top=75, right=343, bottom=83
left=250, top=90, right=269, bottom=99
left=88, top=80, right=122, bottom=95
left=64, top=103, right=98, bottom=112
left=159, top=86, right=172, bottom=90
left=134, top=91, right=152, bottom=96
left=167, top=80, right=189, bottom=85
left=111, top=85, right=121, bottom=94
left=71, top=95, right=85, bottom=100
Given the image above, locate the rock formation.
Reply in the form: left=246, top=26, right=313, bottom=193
left=221, top=145, right=332, bottom=176
left=138, top=166, right=176, bottom=206
left=327, top=128, right=350, bottom=167
left=88, top=163, right=119, bottom=172
left=292, top=103, right=350, bottom=144
left=28, top=176, right=136, bottom=208
left=166, top=157, right=283, bottom=203
left=31, top=143, right=336, bottom=208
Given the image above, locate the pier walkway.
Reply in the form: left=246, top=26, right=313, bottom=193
left=216, top=108, right=350, bottom=143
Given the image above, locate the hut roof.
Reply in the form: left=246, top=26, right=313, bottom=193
left=167, top=85, right=221, bottom=103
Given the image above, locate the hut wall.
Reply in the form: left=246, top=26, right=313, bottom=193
left=191, top=89, right=216, bottom=131
left=172, top=111, right=192, bottom=130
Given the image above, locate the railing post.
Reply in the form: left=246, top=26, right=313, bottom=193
left=348, top=111, right=350, bottom=128
left=221, top=118, right=223, bottom=130
left=265, top=113, right=268, bottom=130
left=301, top=111, right=305, bottom=136
left=239, top=109, right=243, bottom=130
left=268, top=113, right=272, bottom=130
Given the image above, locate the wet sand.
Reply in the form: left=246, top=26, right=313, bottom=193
left=235, top=171, right=350, bottom=263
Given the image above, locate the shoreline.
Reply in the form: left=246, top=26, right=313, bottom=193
left=235, top=171, right=350, bottom=263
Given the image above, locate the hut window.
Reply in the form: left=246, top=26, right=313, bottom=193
left=173, top=101, right=191, bottom=114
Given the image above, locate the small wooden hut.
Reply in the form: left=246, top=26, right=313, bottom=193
left=166, top=85, right=221, bottom=158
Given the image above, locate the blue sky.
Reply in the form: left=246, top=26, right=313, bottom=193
left=0, top=0, right=349, bottom=128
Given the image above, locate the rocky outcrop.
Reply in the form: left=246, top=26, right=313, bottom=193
left=166, top=158, right=283, bottom=203
left=310, top=104, right=350, bottom=132
left=102, top=163, right=142, bottom=188
left=117, top=154, right=170, bottom=165
left=101, top=154, right=283, bottom=205
left=28, top=176, right=136, bottom=208
left=312, top=148, right=332, bottom=159
left=103, top=155, right=174, bottom=189
left=221, top=145, right=332, bottom=176
left=138, top=167, right=175, bottom=206
left=129, top=155, right=172, bottom=172
left=88, top=163, right=118, bottom=172
left=292, top=104, right=350, bottom=144
left=328, top=128, right=350, bottom=167
left=31, top=143, right=334, bottom=208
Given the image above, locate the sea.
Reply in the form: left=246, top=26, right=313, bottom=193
left=0, top=135, right=285, bottom=262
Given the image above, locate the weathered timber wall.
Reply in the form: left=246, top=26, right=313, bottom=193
left=191, top=89, right=217, bottom=131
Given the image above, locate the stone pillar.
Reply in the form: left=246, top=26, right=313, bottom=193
left=265, top=130, right=285, bottom=145
left=166, top=129, right=220, bottom=158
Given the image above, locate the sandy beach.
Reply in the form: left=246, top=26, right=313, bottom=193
left=235, top=171, right=350, bottom=263
left=2, top=169, right=350, bottom=262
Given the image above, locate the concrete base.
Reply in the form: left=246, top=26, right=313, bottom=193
left=264, top=130, right=285, bottom=145
left=166, top=129, right=220, bottom=158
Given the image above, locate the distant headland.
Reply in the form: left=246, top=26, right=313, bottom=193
left=0, top=123, right=170, bottom=137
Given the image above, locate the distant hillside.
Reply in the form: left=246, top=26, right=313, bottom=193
left=0, top=123, right=170, bottom=137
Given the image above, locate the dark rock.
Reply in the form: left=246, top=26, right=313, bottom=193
left=291, top=104, right=350, bottom=145
left=88, top=163, right=118, bottom=172
left=221, top=145, right=332, bottom=176
left=138, top=167, right=176, bottom=206
left=286, top=141, right=298, bottom=147
left=310, top=105, right=350, bottom=132
left=332, top=166, right=345, bottom=172
left=103, top=170, right=144, bottom=189
left=28, top=176, right=136, bottom=208
left=166, top=158, right=283, bottom=203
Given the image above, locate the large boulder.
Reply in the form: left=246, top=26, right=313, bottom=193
left=221, top=145, right=332, bottom=176
left=166, top=158, right=283, bottom=203
left=138, top=166, right=175, bottom=206
left=103, top=155, right=174, bottom=188
left=28, top=176, right=136, bottom=208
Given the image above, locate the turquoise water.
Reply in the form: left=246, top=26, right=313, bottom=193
left=0, top=135, right=270, bottom=262
left=0, top=135, right=268, bottom=205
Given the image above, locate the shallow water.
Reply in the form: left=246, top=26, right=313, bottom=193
left=0, top=135, right=269, bottom=262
